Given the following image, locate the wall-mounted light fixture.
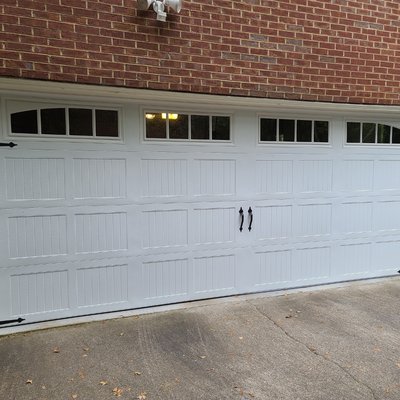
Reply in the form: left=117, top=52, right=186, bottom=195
left=137, top=0, right=182, bottom=22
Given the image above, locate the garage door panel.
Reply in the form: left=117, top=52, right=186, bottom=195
left=140, top=202, right=243, bottom=253
left=192, top=158, right=236, bottom=196
left=141, top=257, right=189, bottom=302
left=292, top=245, right=331, bottom=282
left=74, top=211, right=128, bottom=254
left=255, top=249, right=292, bottom=288
left=294, top=160, right=333, bottom=194
left=2, top=205, right=133, bottom=265
left=1, top=152, right=131, bottom=207
left=138, top=249, right=243, bottom=306
left=252, top=244, right=333, bottom=290
left=295, top=203, right=333, bottom=238
left=256, top=159, right=293, bottom=195
left=193, top=207, right=235, bottom=245
left=76, top=263, right=129, bottom=308
left=10, top=269, right=70, bottom=317
left=336, top=242, right=371, bottom=277
left=0, top=256, right=136, bottom=322
left=73, top=157, right=127, bottom=200
left=338, top=201, right=373, bottom=234
left=139, top=154, right=239, bottom=199
left=7, top=213, right=68, bottom=260
left=340, top=159, right=374, bottom=192
left=0, top=263, right=73, bottom=321
left=141, top=158, right=188, bottom=198
left=142, top=208, right=188, bottom=249
left=74, top=257, right=137, bottom=313
left=374, top=200, right=400, bottom=233
left=255, top=204, right=293, bottom=241
left=5, top=157, right=66, bottom=201
left=374, top=160, right=400, bottom=191
left=372, top=240, right=400, bottom=272
left=253, top=200, right=357, bottom=245
left=72, top=204, right=133, bottom=254
left=193, top=253, right=236, bottom=295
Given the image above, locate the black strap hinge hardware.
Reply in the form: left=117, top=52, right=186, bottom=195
left=0, top=142, right=17, bottom=148
left=0, top=318, right=25, bottom=326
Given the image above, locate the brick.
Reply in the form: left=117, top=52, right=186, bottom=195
left=0, top=0, right=399, bottom=105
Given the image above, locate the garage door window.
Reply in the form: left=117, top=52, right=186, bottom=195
left=145, top=112, right=231, bottom=141
left=347, top=122, right=400, bottom=144
left=10, top=107, right=119, bottom=138
left=10, top=110, right=38, bottom=134
left=260, top=118, right=329, bottom=143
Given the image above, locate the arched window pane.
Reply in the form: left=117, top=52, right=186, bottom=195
left=11, top=110, right=38, bottom=134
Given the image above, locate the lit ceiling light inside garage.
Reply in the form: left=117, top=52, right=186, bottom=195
left=161, top=113, right=178, bottom=120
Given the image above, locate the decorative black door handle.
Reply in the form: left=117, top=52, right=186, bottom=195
left=239, top=207, right=244, bottom=232
left=248, top=207, right=253, bottom=231
left=0, top=142, right=17, bottom=148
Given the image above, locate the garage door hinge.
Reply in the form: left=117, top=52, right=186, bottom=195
left=0, top=142, right=17, bottom=148
left=0, top=318, right=25, bottom=326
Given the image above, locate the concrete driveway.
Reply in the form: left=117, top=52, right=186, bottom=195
left=1, top=278, right=400, bottom=400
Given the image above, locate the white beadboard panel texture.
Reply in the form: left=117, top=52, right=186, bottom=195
left=8, top=215, right=67, bottom=259
left=372, top=240, right=400, bottom=272
left=342, top=160, right=374, bottom=192
left=296, top=204, right=332, bottom=237
left=193, top=159, right=236, bottom=195
left=255, top=250, right=292, bottom=286
left=295, top=160, right=332, bottom=193
left=73, top=158, right=127, bottom=199
left=375, top=161, right=400, bottom=191
left=141, top=159, right=187, bottom=197
left=142, top=209, right=188, bottom=248
left=340, top=202, right=373, bottom=234
left=337, top=243, right=371, bottom=276
left=374, top=201, right=400, bottom=232
left=10, top=270, right=69, bottom=316
left=256, top=205, right=292, bottom=240
left=193, top=254, right=235, bottom=293
left=142, top=258, right=188, bottom=299
left=5, top=158, right=65, bottom=200
left=292, top=246, right=331, bottom=281
left=77, top=264, right=128, bottom=307
left=193, top=207, right=235, bottom=245
left=75, top=212, right=128, bottom=254
left=256, top=160, right=293, bottom=194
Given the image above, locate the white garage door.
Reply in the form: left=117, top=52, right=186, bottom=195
left=0, top=99, right=399, bottom=327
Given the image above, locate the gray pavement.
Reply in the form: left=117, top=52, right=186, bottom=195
left=1, top=278, right=400, bottom=400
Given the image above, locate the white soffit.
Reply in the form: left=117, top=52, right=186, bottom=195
left=0, top=77, right=400, bottom=118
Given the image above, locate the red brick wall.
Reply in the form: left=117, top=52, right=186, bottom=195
left=1, top=0, right=400, bottom=104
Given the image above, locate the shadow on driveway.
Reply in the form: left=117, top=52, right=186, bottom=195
left=1, top=278, right=400, bottom=399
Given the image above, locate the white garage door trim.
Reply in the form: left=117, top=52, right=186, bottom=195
left=3, top=76, right=400, bottom=118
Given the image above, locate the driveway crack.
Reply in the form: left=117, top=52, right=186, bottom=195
left=248, top=301, right=378, bottom=400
